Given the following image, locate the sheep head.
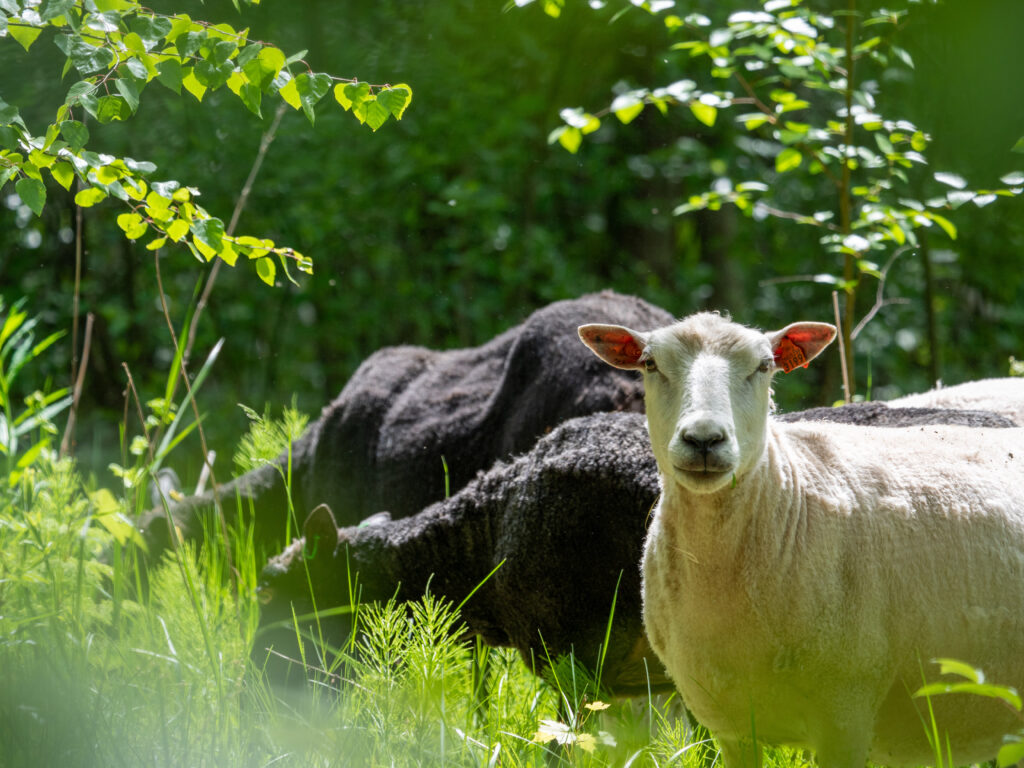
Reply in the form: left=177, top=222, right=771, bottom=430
left=579, top=312, right=835, bottom=494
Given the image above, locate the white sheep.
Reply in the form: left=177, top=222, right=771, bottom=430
left=890, top=377, right=1024, bottom=427
left=579, top=311, right=1024, bottom=768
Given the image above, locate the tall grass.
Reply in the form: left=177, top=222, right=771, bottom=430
left=0, top=414, right=726, bottom=768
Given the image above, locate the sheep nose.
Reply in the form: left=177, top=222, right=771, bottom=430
left=679, top=420, right=727, bottom=456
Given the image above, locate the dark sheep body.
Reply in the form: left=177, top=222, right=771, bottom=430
left=257, top=402, right=1016, bottom=694
left=138, top=291, right=674, bottom=555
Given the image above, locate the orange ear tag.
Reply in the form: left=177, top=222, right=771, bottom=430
left=774, top=336, right=807, bottom=373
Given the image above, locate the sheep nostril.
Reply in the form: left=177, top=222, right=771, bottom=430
left=682, top=431, right=725, bottom=455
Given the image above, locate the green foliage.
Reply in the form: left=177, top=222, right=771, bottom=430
left=541, top=0, right=1024, bottom=394
left=0, top=0, right=414, bottom=282
left=233, top=400, right=309, bottom=474
left=0, top=296, right=70, bottom=483
left=915, top=659, right=1024, bottom=768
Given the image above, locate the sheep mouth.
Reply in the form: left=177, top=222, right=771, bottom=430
left=671, top=461, right=736, bottom=490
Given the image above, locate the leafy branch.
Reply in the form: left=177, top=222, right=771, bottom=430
left=0, top=0, right=414, bottom=284
left=539, top=0, right=1023, bottom=395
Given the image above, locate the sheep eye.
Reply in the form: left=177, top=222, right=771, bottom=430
left=643, top=358, right=657, bottom=373
left=757, top=360, right=772, bottom=374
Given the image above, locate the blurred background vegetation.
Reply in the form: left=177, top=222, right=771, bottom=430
left=2, top=0, right=1023, bottom=485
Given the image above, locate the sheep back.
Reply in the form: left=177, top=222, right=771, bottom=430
left=139, top=291, right=673, bottom=556
left=888, top=377, right=1024, bottom=426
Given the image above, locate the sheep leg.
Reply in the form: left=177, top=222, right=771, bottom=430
left=716, top=736, right=762, bottom=768
left=813, top=721, right=872, bottom=768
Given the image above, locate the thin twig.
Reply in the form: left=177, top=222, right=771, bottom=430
left=850, top=245, right=912, bottom=340
left=63, top=182, right=85, bottom=456
left=184, top=101, right=289, bottom=368
left=59, top=312, right=94, bottom=457
left=121, top=362, right=150, bottom=458
left=832, top=290, right=851, bottom=404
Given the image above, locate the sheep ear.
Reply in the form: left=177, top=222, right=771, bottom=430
left=578, top=324, right=648, bottom=370
left=767, top=322, right=837, bottom=373
left=303, top=504, right=339, bottom=554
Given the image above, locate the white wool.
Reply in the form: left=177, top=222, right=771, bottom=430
left=889, top=377, right=1024, bottom=426
left=579, top=313, right=1024, bottom=768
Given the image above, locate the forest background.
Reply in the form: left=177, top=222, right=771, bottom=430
left=2, top=0, right=1023, bottom=487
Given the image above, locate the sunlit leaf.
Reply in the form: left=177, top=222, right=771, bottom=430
left=9, top=24, right=43, bottom=51
left=934, top=171, right=967, bottom=190
left=50, top=161, right=75, bottom=191
left=690, top=101, right=717, bottom=127
left=360, top=98, right=391, bottom=131
left=775, top=147, right=802, bottom=173
left=15, top=177, right=46, bottom=216
left=998, top=739, right=1024, bottom=768
left=116, top=212, right=148, bottom=240
left=192, top=217, right=225, bottom=252
left=377, top=84, right=413, bottom=120
left=74, top=187, right=107, bottom=207
left=255, top=256, right=276, bottom=285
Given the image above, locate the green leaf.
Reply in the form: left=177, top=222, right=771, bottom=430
left=549, top=125, right=581, bottom=154
left=65, top=80, right=97, bottom=107
left=255, top=256, right=276, bottom=286
left=335, top=81, right=370, bottom=111
left=95, top=95, right=131, bottom=123
left=195, top=59, right=233, bottom=91
left=737, top=112, right=769, bottom=130
left=116, top=212, right=148, bottom=240
left=178, top=29, right=206, bottom=58
left=377, top=84, right=412, bottom=120
left=40, top=0, right=75, bottom=23
left=610, top=91, right=646, bottom=125
left=279, top=77, right=301, bottom=110
left=115, top=77, right=142, bottom=113
left=236, top=81, right=262, bottom=117
left=15, top=177, right=46, bottom=216
left=210, top=39, right=238, bottom=65
left=74, top=186, right=107, bottom=207
left=998, top=739, right=1024, bottom=768
left=156, top=60, right=184, bottom=94
left=934, top=171, right=967, bottom=190
left=775, top=147, right=803, bottom=173
left=130, top=14, right=173, bottom=46
left=360, top=98, right=390, bottom=131
left=50, top=161, right=75, bottom=190
left=926, top=212, right=957, bottom=240
left=242, top=45, right=285, bottom=91
left=9, top=24, right=43, bottom=52
left=293, top=72, right=332, bottom=124
left=0, top=97, right=20, bottom=126
left=60, top=34, right=116, bottom=75
left=690, top=101, right=717, bottom=127
left=192, top=217, right=225, bottom=252
left=182, top=69, right=207, bottom=101
left=166, top=218, right=189, bottom=241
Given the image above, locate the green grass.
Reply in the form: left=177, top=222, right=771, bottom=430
left=0, top=448, right=732, bottom=768
left=5, top=418, right=1020, bottom=768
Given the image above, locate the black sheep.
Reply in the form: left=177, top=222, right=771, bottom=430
left=138, top=291, right=674, bottom=557
left=255, top=403, right=1016, bottom=693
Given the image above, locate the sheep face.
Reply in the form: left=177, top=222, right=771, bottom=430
left=579, top=313, right=836, bottom=495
